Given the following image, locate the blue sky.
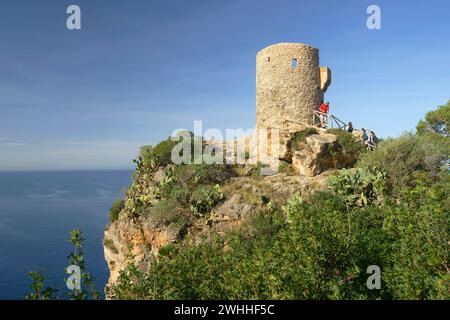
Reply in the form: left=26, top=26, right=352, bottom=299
left=1, top=0, right=449, bottom=170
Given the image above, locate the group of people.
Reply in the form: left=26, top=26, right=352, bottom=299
left=319, top=101, right=378, bottom=151
left=361, top=128, right=378, bottom=151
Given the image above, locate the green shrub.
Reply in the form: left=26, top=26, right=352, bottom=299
left=139, top=145, right=153, bottom=160
left=27, top=229, right=99, bottom=300
left=124, top=196, right=149, bottom=219
left=26, top=271, right=58, bottom=300
left=329, top=167, right=387, bottom=207
left=250, top=161, right=270, bottom=178
left=149, top=138, right=179, bottom=167
left=146, top=163, right=235, bottom=223
left=150, top=199, right=186, bottom=225
left=336, top=131, right=365, bottom=159
left=158, top=244, right=176, bottom=257
left=153, top=166, right=177, bottom=199
left=190, top=185, right=224, bottom=217
left=137, top=133, right=196, bottom=172
left=327, top=129, right=365, bottom=161
left=292, top=128, right=319, bottom=150
left=103, top=238, right=118, bottom=254
left=168, top=185, right=191, bottom=206
left=278, top=160, right=296, bottom=175
left=109, top=199, right=125, bottom=223
left=358, top=133, right=444, bottom=195
left=154, top=164, right=235, bottom=202
left=183, top=164, right=236, bottom=185
left=326, top=128, right=343, bottom=136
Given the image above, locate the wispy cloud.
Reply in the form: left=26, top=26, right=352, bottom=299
left=0, top=142, right=25, bottom=146
left=45, top=139, right=139, bottom=147
left=0, top=138, right=25, bottom=146
left=44, top=139, right=143, bottom=158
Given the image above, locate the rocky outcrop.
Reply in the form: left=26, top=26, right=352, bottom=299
left=104, top=215, right=183, bottom=287
left=292, top=133, right=353, bottom=177
left=103, top=127, right=362, bottom=293
left=104, top=200, right=247, bottom=290
left=209, top=194, right=254, bottom=228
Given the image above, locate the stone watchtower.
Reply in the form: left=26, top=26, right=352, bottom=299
left=256, top=43, right=331, bottom=129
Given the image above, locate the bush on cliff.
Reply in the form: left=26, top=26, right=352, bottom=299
left=327, top=128, right=366, bottom=162
left=106, top=103, right=449, bottom=300
left=357, top=133, right=444, bottom=195
left=135, top=132, right=196, bottom=177
left=291, top=127, right=318, bottom=150
left=109, top=199, right=125, bottom=223
left=142, top=138, right=179, bottom=168
left=107, top=174, right=448, bottom=300
left=153, top=164, right=233, bottom=216
left=329, top=167, right=388, bottom=207
left=190, top=185, right=224, bottom=217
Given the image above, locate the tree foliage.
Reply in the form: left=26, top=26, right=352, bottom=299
left=417, top=100, right=449, bottom=136
left=109, top=199, right=125, bottom=223
left=26, top=271, right=58, bottom=300
left=357, top=133, right=444, bottom=195
left=26, top=229, right=99, bottom=300
left=66, top=229, right=100, bottom=300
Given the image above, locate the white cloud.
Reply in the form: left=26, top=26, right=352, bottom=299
left=0, top=142, right=25, bottom=146
left=0, top=138, right=25, bottom=146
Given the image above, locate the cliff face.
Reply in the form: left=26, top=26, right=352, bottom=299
left=103, top=128, right=364, bottom=292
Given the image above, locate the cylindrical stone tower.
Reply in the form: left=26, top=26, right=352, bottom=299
left=256, top=43, right=331, bottom=129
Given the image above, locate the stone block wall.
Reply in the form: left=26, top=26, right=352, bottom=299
left=256, top=43, right=331, bottom=129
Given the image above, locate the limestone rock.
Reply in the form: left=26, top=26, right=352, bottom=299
left=104, top=213, right=183, bottom=290
left=152, top=166, right=167, bottom=183
left=292, top=133, right=343, bottom=177
left=351, top=129, right=367, bottom=143
left=211, top=194, right=254, bottom=222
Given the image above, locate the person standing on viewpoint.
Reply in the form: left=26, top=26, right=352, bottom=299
left=347, top=122, right=354, bottom=133
left=319, top=101, right=330, bottom=128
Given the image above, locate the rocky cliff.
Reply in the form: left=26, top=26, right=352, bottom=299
left=103, top=127, right=365, bottom=293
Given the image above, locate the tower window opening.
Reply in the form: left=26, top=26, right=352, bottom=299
left=291, top=58, right=298, bottom=69
left=267, top=57, right=270, bottom=62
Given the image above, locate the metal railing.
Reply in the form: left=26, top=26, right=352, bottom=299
left=313, top=110, right=348, bottom=130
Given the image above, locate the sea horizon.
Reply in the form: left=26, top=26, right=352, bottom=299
left=0, top=169, right=133, bottom=299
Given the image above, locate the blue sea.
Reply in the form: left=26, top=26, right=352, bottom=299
left=0, top=170, right=133, bottom=300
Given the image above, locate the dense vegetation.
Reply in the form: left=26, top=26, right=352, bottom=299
left=107, top=102, right=449, bottom=300
left=109, top=178, right=448, bottom=299
left=27, top=102, right=449, bottom=300
left=125, top=162, right=237, bottom=225
left=324, top=128, right=366, bottom=165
